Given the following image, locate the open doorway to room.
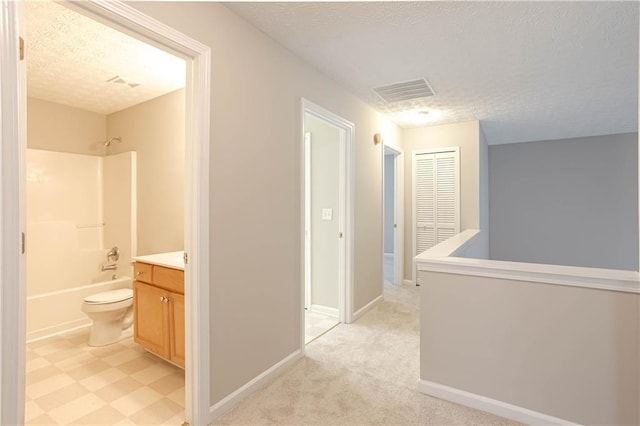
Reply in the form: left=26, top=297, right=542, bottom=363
left=383, top=145, right=403, bottom=286
left=0, top=1, right=211, bottom=424
left=302, top=99, right=354, bottom=345
left=23, top=3, right=187, bottom=424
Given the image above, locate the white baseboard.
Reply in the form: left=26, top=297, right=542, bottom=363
left=27, top=319, right=91, bottom=343
left=417, top=380, right=577, bottom=425
left=309, top=304, right=339, bottom=318
left=210, top=349, right=303, bottom=420
left=403, top=279, right=415, bottom=286
left=352, top=294, right=383, bottom=322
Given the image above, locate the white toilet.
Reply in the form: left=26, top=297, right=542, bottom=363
left=81, top=288, right=134, bottom=346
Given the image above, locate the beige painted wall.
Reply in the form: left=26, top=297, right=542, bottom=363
left=420, top=271, right=639, bottom=425
left=103, top=152, right=137, bottom=278
left=402, top=121, right=480, bottom=279
left=307, top=113, right=340, bottom=311
left=128, top=1, right=402, bottom=406
left=107, top=90, right=185, bottom=255
left=27, top=97, right=107, bottom=155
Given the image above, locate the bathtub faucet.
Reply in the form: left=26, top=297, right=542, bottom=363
left=107, top=246, right=120, bottom=262
left=101, top=263, right=117, bottom=272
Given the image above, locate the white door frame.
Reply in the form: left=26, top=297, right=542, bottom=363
left=300, top=98, right=354, bottom=350
left=0, top=1, right=212, bottom=424
left=411, top=147, right=460, bottom=284
left=383, top=144, right=404, bottom=286
left=0, top=2, right=27, bottom=424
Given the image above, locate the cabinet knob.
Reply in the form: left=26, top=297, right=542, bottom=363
left=136, top=271, right=143, bottom=276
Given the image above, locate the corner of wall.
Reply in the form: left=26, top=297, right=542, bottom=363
left=478, top=122, right=490, bottom=258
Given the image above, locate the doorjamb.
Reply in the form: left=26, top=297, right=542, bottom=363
left=300, top=98, right=354, bottom=352
left=0, top=2, right=27, bottom=424
left=0, top=1, right=212, bottom=424
left=383, top=144, right=404, bottom=286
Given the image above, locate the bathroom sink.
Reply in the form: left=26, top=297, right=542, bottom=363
left=132, top=251, right=185, bottom=270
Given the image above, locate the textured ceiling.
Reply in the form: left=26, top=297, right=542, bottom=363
left=227, top=2, right=638, bottom=145
left=26, top=1, right=185, bottom=115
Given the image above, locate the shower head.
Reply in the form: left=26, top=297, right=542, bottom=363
left=104, top=137, right=122, bottom=147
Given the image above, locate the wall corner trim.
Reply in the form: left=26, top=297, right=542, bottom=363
left=417, top=380, right=579, bottom=426
left=209, top=349, right=303, bottom=421
left=352, top=294, right=383, bottom=322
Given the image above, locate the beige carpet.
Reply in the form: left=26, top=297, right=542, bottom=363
left=214, top=283, right=517, bottom=425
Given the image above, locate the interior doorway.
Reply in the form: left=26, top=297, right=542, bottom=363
left=0, top=1, right=211, bottom=424
left=301, top=99, right=354, bottom=346
left=383, top=145, right=403, bottom=286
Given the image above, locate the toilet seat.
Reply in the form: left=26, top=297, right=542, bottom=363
left=84, top=288, right=133, bottom=304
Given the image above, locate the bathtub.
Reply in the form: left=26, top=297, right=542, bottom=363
left=27, top=275, right=132, bottom=342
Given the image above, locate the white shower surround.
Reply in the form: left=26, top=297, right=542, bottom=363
left=26, top=149, right=136, bottom=342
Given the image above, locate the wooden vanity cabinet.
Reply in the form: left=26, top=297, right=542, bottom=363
left=133, top=261, right=185, bottom=368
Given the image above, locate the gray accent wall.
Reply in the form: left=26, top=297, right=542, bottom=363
left=489, top=133, right=638, bottom=270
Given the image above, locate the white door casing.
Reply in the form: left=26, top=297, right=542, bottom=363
left=0, top=1, right=27, bottom=424
left=412, top=148, right=460, bottom=284
left=304, top=131, right=312, bottom=310
left=0, top=1, right=212, bottom=424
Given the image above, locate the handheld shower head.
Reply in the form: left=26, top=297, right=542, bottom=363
left=104, top=137, right=122, bottom=147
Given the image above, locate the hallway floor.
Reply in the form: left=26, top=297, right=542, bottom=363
left=25, top=329, right=184, bottom=425
left=215, top=283, right=516, bottom=425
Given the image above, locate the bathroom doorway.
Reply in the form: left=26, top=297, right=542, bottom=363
left=0, top=1, right=211, bottom=424
left=301, top=99, right=354, bottom=346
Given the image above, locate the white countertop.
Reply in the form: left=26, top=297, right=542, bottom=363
left=132, top=251, right=185, bottom=270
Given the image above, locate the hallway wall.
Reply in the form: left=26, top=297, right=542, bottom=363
left=128, top=1, right=402, bottom=409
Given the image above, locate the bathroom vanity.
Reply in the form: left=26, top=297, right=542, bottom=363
left=132, top=251, right=185, bottom=368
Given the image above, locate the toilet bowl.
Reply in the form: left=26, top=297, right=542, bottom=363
left=81, top=288, right=134, bottom=346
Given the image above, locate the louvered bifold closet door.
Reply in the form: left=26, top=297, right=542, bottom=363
left=434, top=152, right=459, bottom=244
left=414, top=150, right=459, bottom=285
left=415, top=154, right=436, bottom=286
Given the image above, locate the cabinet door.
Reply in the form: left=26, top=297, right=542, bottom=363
left=134, top=281, right=170, bottom=358
left=133, top=262, right=153, bottom=284
left=169, top=292, right=185, bottom=368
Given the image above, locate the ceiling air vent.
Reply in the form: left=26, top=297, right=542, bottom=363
left=106, top=75, right=141, bottom=89
left=373, top=78, right=435, bottom=104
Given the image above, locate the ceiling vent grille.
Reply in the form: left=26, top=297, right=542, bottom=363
left=106, top=75, right=141, bottom=89
left=373, top=78, right=435, bottom=103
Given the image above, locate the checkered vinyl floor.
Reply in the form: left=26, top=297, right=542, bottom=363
left=25, top=328, right=184, bottom=425
left=305, top=310, right=339, bottom=344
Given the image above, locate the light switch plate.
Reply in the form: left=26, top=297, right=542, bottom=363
left=322, top=208, right=333, bottom=220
